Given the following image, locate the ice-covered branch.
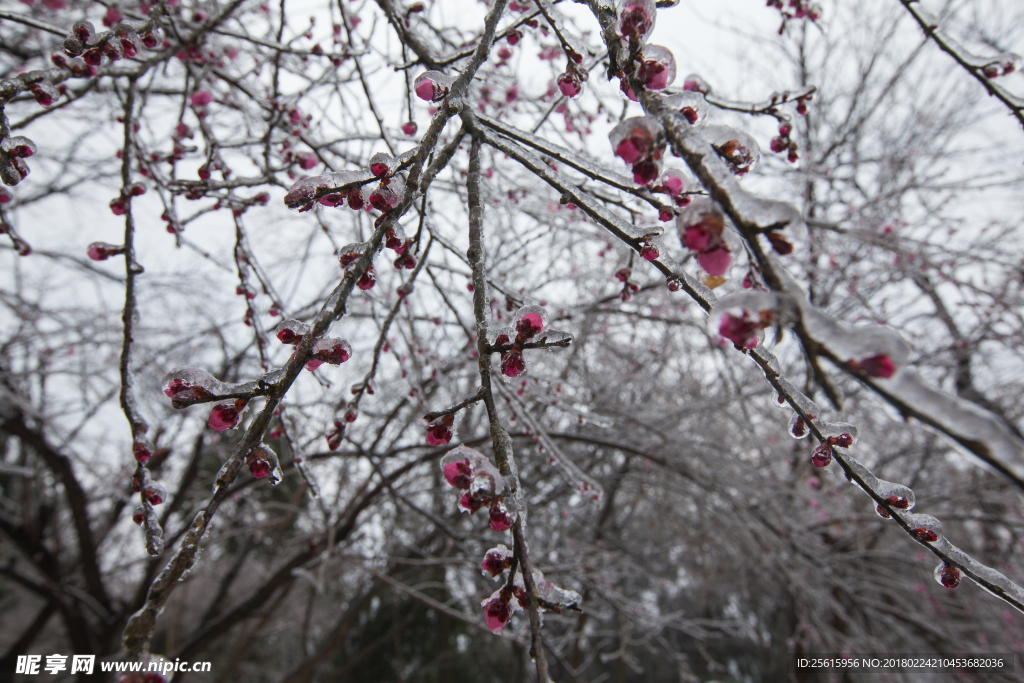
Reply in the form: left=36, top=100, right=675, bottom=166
left=899, top=0, right=1024, bottom=131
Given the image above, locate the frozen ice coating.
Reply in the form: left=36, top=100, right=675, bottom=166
left=816, top=422, right=858, bottom=448
left=413, top=70, right=455, bottom=102
left=311, top=337, right=352, bottom=365
left=481, top=544, right=514, bottom=578
left=441, top=445, right=507, bottom=497
left=368, top=151, right=396, bottom=178
left=283, top=175, right=328, bottom=207
left=900, top=512, right=943, bottom=543
left=617, top=0, right=657, bottom=44
left=636, top=45, right=676, bottom=91
left=609, top=116, right=663, bottom=166
left=338, top=241, right=371, bottom=269
left=541, top=330, right=574, bottom=347
left=769, top=257, right=1024, bottom=485
left=708, top=290, right=777, bottom=349
left=874, top=479, right=916, bottom=510
left=699, top=125, right=760, bottom=176
left=883, top=369, right=1024, bottom=484
left=788, top=415, right=810, bottom=440
left=246, top=444, right=283, bottom=485
left=276, top=319, right=309, bottom=345
left=662, top=91, right=708, bottom=126
left=528, top=568, right=582, bottom=610
left=162, top=367, right=226, bottom=402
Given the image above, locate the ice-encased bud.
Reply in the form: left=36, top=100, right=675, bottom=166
left=810, top=442, right=832, bottom=467
left=208, top=399, right=247, bottom=431
left=663, top=91, right=709, bottom=125
left=283, top=175, right=328, bottom=208
left=702, top=125, right=760, bottom=176
left=905, top=513, right=943, bottom=543
left=557, top=69, right=583, bottom=98
left=489, top=499, right=514, bottom=531
left=789, top=415, right=809, bottom=439
left=513, top=305, right=547, bottom=340
left=708, top=290, right=777, bottom=349
left=132, top=505, right=146, bottom=525
left=609, top=116, right=663, bottom=165
left=427, top=412, right=455, bottom=446
left=368, top=177, right=404, bottom=212
left=338, top=241, right=370, bottom=270
left=656, top=167, right=690, bottom=197
left=144, top=482, right=167, bottom=505
left=312, top=337, right=352, bottom=365
left=1, top=137, right=37, bottom=159
left=413, top=70, right=455, bottom=102
left=934, top=563, right=962, bottom=588
left=819, top=422, right=858, bottom=448
left=636, top=45, right=675, bottom=90
left=246, top=444, right=283, bottom=484
left=617, top=0, right=656, bottom=45
left=676, top=197, right=733, bottom=276
left=368, top=151, right=396, bottom=178
left=440, top=446, right=505, bottom=503
left=276, top=319, right=309, bottom=345
left=481, top=588, right=516, bottom=633
left=481, top=545, right=514, bottom=578
left=682, top=73, right=710, bottom=93
left=161, top=367, right=222, bottom=405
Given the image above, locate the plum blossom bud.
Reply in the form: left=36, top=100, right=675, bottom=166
left=617, top=0, right=656, bottom=45
left=144, top=482, right=166, bottom=505
left=636, top=45, right=675, bottom=90
left=413, top=71, right=455, bottom=102
left=208, top=399, right=247, bottom=431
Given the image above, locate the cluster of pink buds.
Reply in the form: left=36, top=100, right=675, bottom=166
left=245, top=444, right=282, bottom=483
left=413, top=71, right=455, bottom=102
left=441, top=447, right=516, bottom=530
left=109, top=183, right=146, bottom=216
left=62, top=19, right=157, bottom=69
left=609, top=116, right=664, bottom=185
left=615, top=267, right=641, bottom=302
left=677, top=199, right=732, bottom=276
left=493, top=306, right=547, bottom=378
left=208, top=399, right=247, bottom=431
left=0, top=136, right=37, bottom=186
left=769, top=122, right=799, bottom=163
left=426, top=413, right=454, bottom=445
